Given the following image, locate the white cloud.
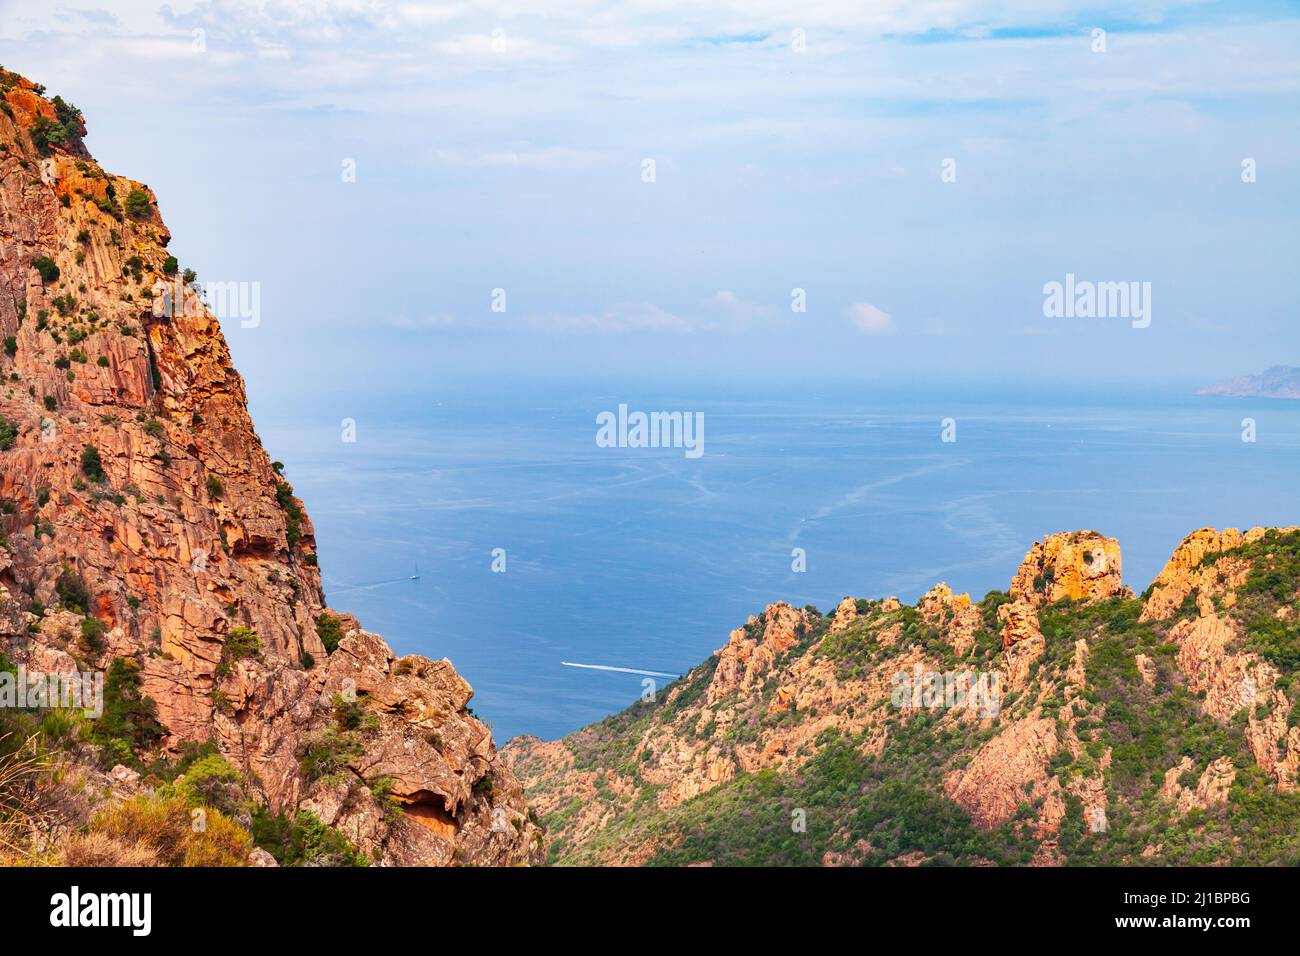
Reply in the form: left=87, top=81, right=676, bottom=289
left=700, top=289, right=785, bottom=330
left=847, top=302, right=894, bottom=334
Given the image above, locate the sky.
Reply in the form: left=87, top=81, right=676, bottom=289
left=1, top=0, right=1298, bottom=405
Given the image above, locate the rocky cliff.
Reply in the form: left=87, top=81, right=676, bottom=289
left=0, top=68, right=542, bottom=866
left=506, top=526, right=1300, bottom=866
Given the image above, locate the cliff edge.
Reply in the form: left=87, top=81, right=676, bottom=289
left=0, top=67, right=542, bottom=866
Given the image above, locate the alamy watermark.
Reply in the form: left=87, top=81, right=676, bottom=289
left=0, top=665, right=103, bottom=718
left=1042, top=273, right=1151, bottom=329
left=152, top=278, right=261, bottom=328
left=596, top=404, right=704, bottom=459
left=890, top=664, right=1001, bottom=718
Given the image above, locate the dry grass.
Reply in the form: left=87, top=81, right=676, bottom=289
left=87, top=794, right=250, bottom=866
left=59, top=830, right=161, bottom=866
left=0, top=733, right=55, bottom=863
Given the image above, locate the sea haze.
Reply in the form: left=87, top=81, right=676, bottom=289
left=256, top=384, right=1300, bottom=743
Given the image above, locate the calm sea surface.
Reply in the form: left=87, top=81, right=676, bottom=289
left=256, top=384, right=1300, bottom=742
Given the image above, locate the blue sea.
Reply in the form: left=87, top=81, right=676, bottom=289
left=257, top=384, right=1300, bottom=743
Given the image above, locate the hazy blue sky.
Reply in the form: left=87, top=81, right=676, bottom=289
left=2, top=1, right=1298, bottom=405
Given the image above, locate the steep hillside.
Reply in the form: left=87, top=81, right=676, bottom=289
left=506, top=527, right=1300, bottom=866
left=0, top=68, right=542, bottom=866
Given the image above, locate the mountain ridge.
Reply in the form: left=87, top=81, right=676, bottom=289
left=504, top=526, right=1300, bottom=866
left=1199, top=365, right=1300, bottom=400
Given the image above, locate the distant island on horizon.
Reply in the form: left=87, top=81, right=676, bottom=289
left=1199, top=365, right=1300, bottom=400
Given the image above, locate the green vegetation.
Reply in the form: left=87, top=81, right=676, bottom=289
left=80, top=443, right=106, bottom=482
left=170, top=754, right=249, bottom=821
left=124, top=188, right=152, bottom=219
left=214, top=627, right=262, bottom=678
left=90, top=658, right=164, bottom=769
left=55, top=567, right=91, bottom=613
left=79, top=616, right=107, bottom=653
left=315, top=613, right=343, bottom=654
left=28, top=98, right=82, bottom=156
left=30, top=256, right=59, bottom=283
left=67, top=794, right=249, bottom=866
left=251, top=807, right=368, bottom=866
left=298, top=727, right=364, bottom=785
left=276, top=481, right=304, bottom=548
left=0, top=413, right=16, bottom=450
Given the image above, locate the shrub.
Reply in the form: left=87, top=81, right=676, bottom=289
left=206, top=475, right=224, bottom=499
left=276, top=482, right=303, bottom=548
left=0, top=734, right=52, bottom=862
left=124, top=189, right=152, bottom=219
left=28, top=96, right=82, bottom=156
left=0, top=414, right=16, bottom=451
left=172, top=754, right=249, bottom=821
left=55, top=567, right=91, bottom=613
left=30, top=256, right=59, bottom=283
left=80, top=444, right=106, bottom=482
left=90, top=658, right=163, bottom=766
left=29, top=116, right=64, bottom=155
left=162, top=256, right=178, bottom=275
left=250, top=808, right=368, bottom=867
left=3, top=336, right=14, bottom=357
left=298, top=728, right=364, bottom=785
left=86, top=795, right=248, bottom=866
left=215, top=627, right=261, bottom=678
left=315, top=613, right=343, bottom=655
left=331, top=693, right=377, bottom=732
left=79, top=616, right=107, bottom=653
left=51, top=95, right=81, bottom=130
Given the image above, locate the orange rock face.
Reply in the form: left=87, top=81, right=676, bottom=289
left=944, top=715, right=1059, bottom=829
left=707, top=601, right=809, bottom=704
left=1011, top=530, right=1126, bottom=607
left=919, top=583, right=981, bottom=657
left=0, top=71, right=541, bottom=866
left=1140, top=526, right=1280, bottom=622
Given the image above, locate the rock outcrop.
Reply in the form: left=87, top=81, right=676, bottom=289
left=1161, top=756, right=1237, bottom=815
left=1010, top=530, right=1125, bottom=607
left=918, top=583, right=981, bottom=657
left=707, top=601, right=809, bottom=704
left=0, top=68, right=540, bottom=865
left=509, top=525, right=1300, bottom=867
left=944, top=715, right=1059, bottom=829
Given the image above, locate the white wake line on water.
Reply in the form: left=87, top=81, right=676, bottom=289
left=322, top=575, right=420, bottom=591
left=561, top=661, right=680, bottom=678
